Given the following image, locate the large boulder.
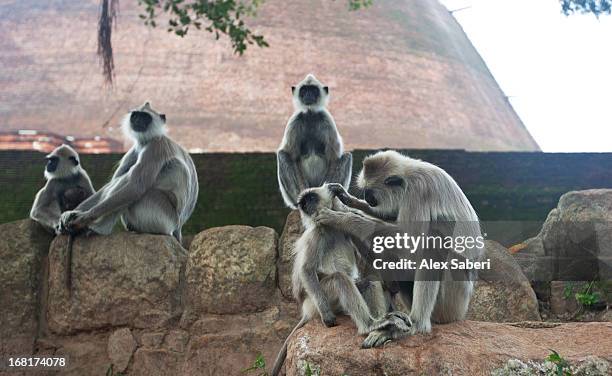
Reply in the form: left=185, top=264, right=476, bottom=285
left=278, top=211, right=303, bottom=300
left=538, top=189, right=612, bottom=280
left=285, top=317, right=612, bottom=376
left=467, top=240, right=541, bottom=322
left=183, top=225, right=279, bottom=318
left=0, top=219, right=54, bottom=355
left=47, top=232, right=187, bottom=334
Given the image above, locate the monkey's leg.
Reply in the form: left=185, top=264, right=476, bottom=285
left=431, top=280, right=473, bottom=324
left=277, top=151, right=307, bottom=208
left=357, top=279, right=389, bottom=320
left=320, top=272, right=374, bottom=334
left=324, top=152, right=352, bottom=188
left=87, top=212, right=121, bottom=235
left=407, top=280, right=439, bottom=334
left=122, top=189, right=179, bottom=236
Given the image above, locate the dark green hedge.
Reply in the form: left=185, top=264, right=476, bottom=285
left=2, top=150, right=611, bottom=236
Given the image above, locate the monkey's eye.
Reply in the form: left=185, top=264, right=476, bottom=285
left=323, top=86, right=329, bottom=94
left=160, top=114, right=166, bottom=122
left=291, top=86, right=296, bottom=94
left=69, top=156, right=79, bottom=166
left=384, top=175, right=404, bottom=187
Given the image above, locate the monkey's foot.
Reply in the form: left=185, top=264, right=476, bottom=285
left=369, top=311, right=412, bottom=332
left=362, top=326, right=409, bottom=349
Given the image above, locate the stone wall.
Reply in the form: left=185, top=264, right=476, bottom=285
left=2, top=150, right=612, bottom=237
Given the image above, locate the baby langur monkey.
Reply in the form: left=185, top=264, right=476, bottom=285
left=30, top=144, right=95, bottom=291
left=277, top=74, right=352, bottom=209
left=271, top=184, right=394, bottom=376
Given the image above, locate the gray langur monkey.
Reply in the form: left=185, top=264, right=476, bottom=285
left=314, top=150, right=484, bottom=348
left=30, top=144, right=95, bottom=291
left=271, top=184, right=393, bottom=376
left=60, top=102, right=198, bottom=244
left=31, top=144, right=95, bottom=233
left=276, top=74, right=352, bottom=209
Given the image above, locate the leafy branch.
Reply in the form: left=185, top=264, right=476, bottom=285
left=560, top=0, right=612, bottom=17
left=97, top=0, right=373, bottom=84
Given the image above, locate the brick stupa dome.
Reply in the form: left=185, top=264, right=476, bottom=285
left=0, top=0, right=539, bottom=152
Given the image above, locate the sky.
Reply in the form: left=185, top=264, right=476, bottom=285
left=440, top=0, right=612, bottom=152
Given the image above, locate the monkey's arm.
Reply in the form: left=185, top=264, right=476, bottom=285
left=327, top=183, right=384, bottom=219
left=300, top=256, right=337, bottom=327
left=313, top=208, right=399, bottom=250
left=69, top=144, right=168, bottom=225
left=30, top=185, right=61, bottom=233
left=277, top=150, right=307, bottom=208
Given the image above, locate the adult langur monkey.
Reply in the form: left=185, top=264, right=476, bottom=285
left=313, top=150, right=484, bottom=348
left=60, top=102, right=198, bottom=244
left=31, top=144, right=95, bottom=233
left=277, top=73, right=352, bottom=209
left=31, top=144, right=95, bottom=291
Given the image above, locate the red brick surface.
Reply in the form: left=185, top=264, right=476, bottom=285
left=0, top=0, right=539, bottom=152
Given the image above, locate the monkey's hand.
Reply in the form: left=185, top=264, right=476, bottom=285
left=362, top=312, right=412, bottom=348
left=320, top=311, right=337, bottom=328
left=311, top=207, right=345, bottom=227
left=60, top=210, right=92, bottom=233
left=326, top=183, right=350, bottom=203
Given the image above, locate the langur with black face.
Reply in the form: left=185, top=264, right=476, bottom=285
left=60, top=102, right=198, bottom=244
left=31, top=144, right=95, bottom=233
left=277, top=74, right=352, bottom=209
left=270, top=184, right=393, bottom=376
left=314, top=150, right=484, bottom=348
left=31, top=144, right=95, bottom=292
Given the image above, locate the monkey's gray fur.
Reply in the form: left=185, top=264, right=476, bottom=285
left=31, top=144, right=95, bottom=233
left=271, top=184, right=390, bottom=376
left=314, top=150, right=484, bottom=348
left=30, top=144, right=95, bottom=292
left=60, top=102, right=198, bottom=244
left=277, top=74, right=352, bottom=209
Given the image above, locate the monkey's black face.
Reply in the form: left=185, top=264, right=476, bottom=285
left=299, top=85, right=321, bottom=105
left=299, top=191, right=320, bottom=216
left=46, top=156, right=59, bottom=172
left=130, top=111, right=152, bottom=132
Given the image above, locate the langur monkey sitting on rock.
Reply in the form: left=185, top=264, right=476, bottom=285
left=270, top=184, right=401, bottom=376
left=314, top=150, right=484, bottom=348
left=31, top=144, right=95, bottom=233
left=60, top=102, right=198, bottom=244
left=277, top=74, right=352, bottom=209
left=30, top=144, right=95, bottom=292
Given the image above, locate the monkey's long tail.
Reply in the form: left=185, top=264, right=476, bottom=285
left=270, top=316, right=309, bottom=376
left=65, top=234, right=75, bottom=296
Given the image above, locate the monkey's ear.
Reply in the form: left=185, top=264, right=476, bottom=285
left=323, top=86, right=329, bottom=94
left=291, top=86, right=296, bottom=94
left=69, top=156, right=79, bottom=166
left=160, top=114, right=166, bottom=123
left=384, top=175, right=404, bottom=187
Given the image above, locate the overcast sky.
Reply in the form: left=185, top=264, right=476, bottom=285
left=440, top=0, right=611, bottom=152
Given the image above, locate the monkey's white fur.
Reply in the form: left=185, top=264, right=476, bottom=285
left=271, top=185, right=389, bottom=376
left=60, top=102, right=198, bottom=243
left=277, top=74, right=352, bottom=209
left=314, top=150, right=483, bottom=347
